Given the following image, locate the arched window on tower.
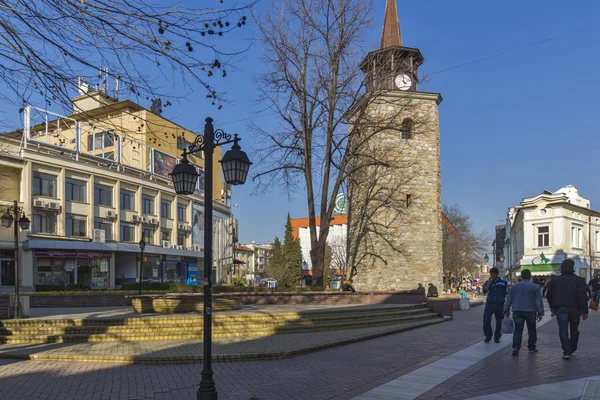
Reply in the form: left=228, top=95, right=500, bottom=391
left=401, top=119, right=413, bottom=140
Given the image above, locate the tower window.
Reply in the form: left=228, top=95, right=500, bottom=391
left=406, top=194, right=412, bottom=207
left=401, top=119, right=413, bottom=140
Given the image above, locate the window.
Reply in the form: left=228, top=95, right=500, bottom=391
left=177, top=232, right=186, bottom=246
left=32, top=172, right=57, bottom=198
left=177, top=136, right=192, bottom=151
left=120, top=222, right=135, bottom=242
left=161, top=229, right=171, bottom=242
left=94, top=218, right=113, bottom=241
left=537, top=226, right=549, bottom=247
left=572, top=225, right=583, bottom=249
left=66, top=214, right=87, bottom=237
left=401, top=119, right=413, bottom=140
left=94, top=184, right=113, bottom=207
left=142, top=225, right=155, bottom=244
left=161, top=199, right=172, bottom=219
left=87, top=131, right=115, bottom=150
left=177, top=203, right=187, bottom=222
left=120, top=189, right=135, bottom=211
left=142, top=195, right=155, bottom=215
left=596, top=231, right=600, bottom=253
left=66, top=178, right=87, bottom=202
left=102, top=151, right=115, bottom=161
left=32, top=211, right=57, bottom=234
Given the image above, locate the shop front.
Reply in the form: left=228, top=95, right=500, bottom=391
left=0, top=249, right=15, bottom=287
left=35, top=250, right=112, bottom=290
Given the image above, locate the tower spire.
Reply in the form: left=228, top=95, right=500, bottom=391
left=380, top=0, right=402, bottom=49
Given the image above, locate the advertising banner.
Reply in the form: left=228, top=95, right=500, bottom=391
left=153, top=149, right=177, bottom=178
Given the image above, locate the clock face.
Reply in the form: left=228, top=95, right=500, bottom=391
left=395, top=74, right=412, bottom=90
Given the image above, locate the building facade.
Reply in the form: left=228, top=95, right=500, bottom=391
left=290, top=215, right=348, bottom=286
left=505, top=185, right=600, bottom=282
left=347, top=0, right=443, bottom=291
left=0, top=94, right=234, bottom=292
left=240, top=242, right=273, bottom=274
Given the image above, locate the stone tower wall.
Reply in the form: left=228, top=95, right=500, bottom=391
left=348, top=91, right=443, bottom=291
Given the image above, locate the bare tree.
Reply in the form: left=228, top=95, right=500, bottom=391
left=0, top=0, right=254, bottom=121
left=252, top=0, right=429, bottom=288
left=442, top=204, right=488, bottom=288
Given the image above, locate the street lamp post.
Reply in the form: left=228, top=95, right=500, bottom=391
left=1, top=200, right=30, bottom=319
left=138, top=239, right=146, bottom=296
left=170, top=117, right=251, bottom=400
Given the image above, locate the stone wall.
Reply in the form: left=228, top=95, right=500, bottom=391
left=348, top=91, right=443, bottom=292
left=30, top=295, right=130, bottom=307
left=28, top=291, right=426, bottom=308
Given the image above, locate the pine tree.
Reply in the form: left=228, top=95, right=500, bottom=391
left=283, top=213, right=303, bottom=286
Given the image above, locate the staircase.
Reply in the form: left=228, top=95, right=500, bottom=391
left=0, top=304, right=444, bottom=344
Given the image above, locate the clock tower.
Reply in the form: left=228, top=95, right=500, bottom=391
left=347, top=0, right=443, bottom=291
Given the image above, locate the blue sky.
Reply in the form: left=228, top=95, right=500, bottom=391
left=3, top=1, right=600, bottom=246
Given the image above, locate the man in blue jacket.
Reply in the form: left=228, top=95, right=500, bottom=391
left=482, top=267, right=508, bottom=343
left=504, top=269, right=544, bottom=356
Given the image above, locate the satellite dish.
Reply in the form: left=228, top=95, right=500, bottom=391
left=78, top=80, right=89, bottom=95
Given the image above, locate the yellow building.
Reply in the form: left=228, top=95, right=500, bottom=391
left=0, top=95, right=234, bottom=291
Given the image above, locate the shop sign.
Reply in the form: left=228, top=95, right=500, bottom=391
left=152, top=269, right=159, bottom=278
left=35, top=250, right=111, bottom=259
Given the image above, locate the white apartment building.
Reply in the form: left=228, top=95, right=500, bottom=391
left=504, top=185, right=600, bottom=281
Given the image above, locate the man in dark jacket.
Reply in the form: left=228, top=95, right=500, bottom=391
left=547, top=259, right=589, bottom=360
left=504, top=269, right=544, bottom=356
left=589, top=273, right=600, bottom=307
left=427, top=283, right=439, bottom=297
left=482, top=267, right=508, bottom=343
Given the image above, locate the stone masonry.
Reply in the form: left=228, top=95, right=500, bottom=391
left=348, top=91, right=443, bottom=291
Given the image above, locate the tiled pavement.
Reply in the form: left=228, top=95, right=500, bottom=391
left=0, top=306, right=597, bottom=399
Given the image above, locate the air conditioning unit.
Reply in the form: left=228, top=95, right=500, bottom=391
left=162, top=240, right=171, bottom=248
left=178, top=223, right=185, bottom=230
left=177, top=245, right=183, bottom=250
left=105, top=210, right=117, bottom=219
left=47, top=202, right=60, bottom=211
left=131, top=214, right=139, bottom=222
left=185, top=225, right=192, bottom=232
left=141, top=216, right=149, bottom=224
left=33, top=200, right=46, bottom=208
left=186, top=246, right=194, bottom=251
left=193, top=245, right=202, bottom=252
left=151, top=218, right=159, bottom=225
left=171, top=244, right=178, bottom=249
left=92, top=229, right=106, bottom=243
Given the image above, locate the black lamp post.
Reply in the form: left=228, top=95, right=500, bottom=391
left=1, top=200, right=30, bottom=319
left=138, top=239, right=146, bottom=296
left=170, top=117, right=251, bottom=400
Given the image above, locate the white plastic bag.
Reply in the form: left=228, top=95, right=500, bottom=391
left=501, top=317, right=514, bottom=334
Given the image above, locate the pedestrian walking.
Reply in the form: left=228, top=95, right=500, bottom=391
left=503, top=269, right=544, bottom=356
left=588, top=273, right=600, bottom=308
left=546, top=259, right=589, bottom=360
left=482, top=267, right=508, bottom=343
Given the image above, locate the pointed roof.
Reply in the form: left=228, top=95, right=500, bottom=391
left=380, top=0, right=402, bottom=49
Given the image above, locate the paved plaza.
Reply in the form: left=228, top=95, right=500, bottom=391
left=0, top=306, right=598, bottom=399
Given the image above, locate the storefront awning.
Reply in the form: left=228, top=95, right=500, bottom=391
left=517, top=264, right=561, bottom=273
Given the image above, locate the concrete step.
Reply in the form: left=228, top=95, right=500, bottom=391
left=0, top=304, right=428, bottom=327
left=0, top=313, right=440, bottom=344
left=0, top=311, right=438, bottom=336
left=0, top=307, right=431, bottom=333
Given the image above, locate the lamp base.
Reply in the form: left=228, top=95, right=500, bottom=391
left=197, top=390, right=218, bottom=400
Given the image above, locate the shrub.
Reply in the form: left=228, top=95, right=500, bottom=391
left=119, top=282, right=170, bottom=291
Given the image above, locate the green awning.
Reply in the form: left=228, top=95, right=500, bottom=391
left=517, top=264, right=561, bottom=273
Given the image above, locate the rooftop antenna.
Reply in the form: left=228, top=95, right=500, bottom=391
left=114, top=74, right=120, bottom=100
